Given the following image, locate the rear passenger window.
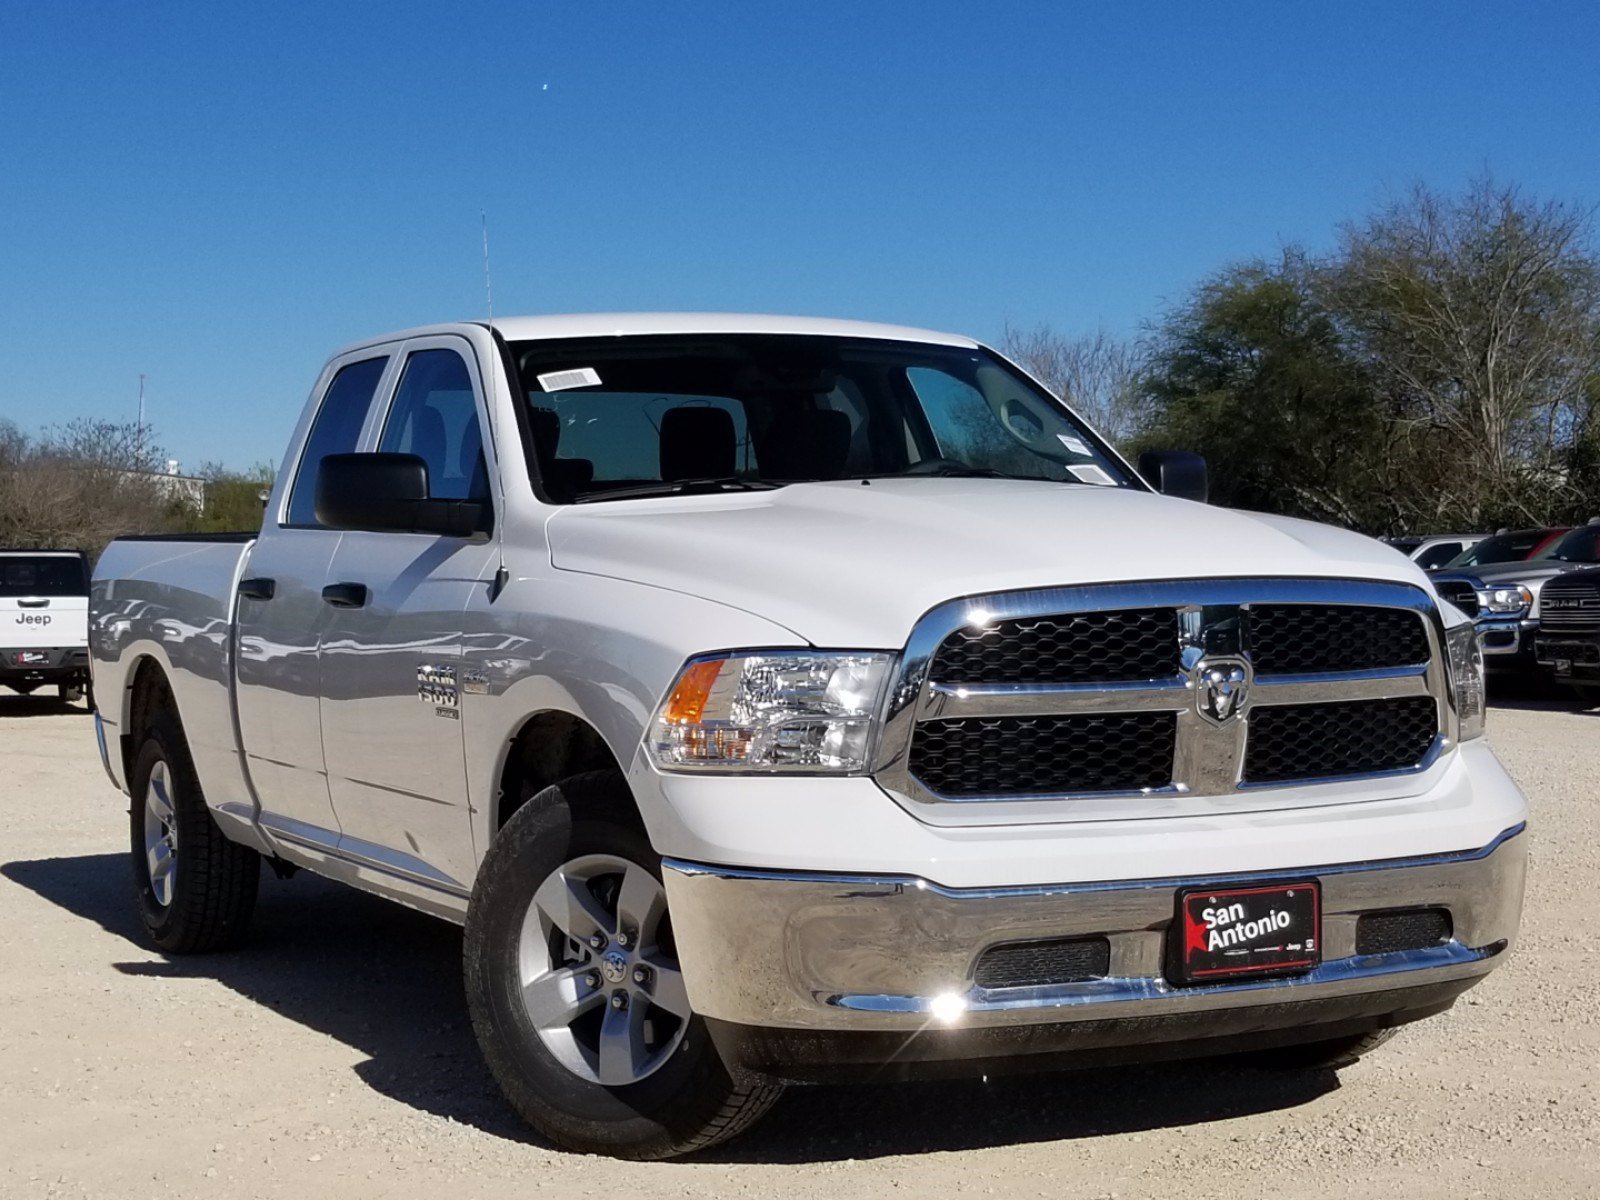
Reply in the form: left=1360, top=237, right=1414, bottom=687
left=286, top=356, right=388, bottom=527
left=381, top=349, right=489, bottom=502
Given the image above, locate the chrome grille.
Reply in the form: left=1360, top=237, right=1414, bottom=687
left=1538, top=575, right=1600, bottom=633
left=1248, top=604, right=1429, bottom=673
left=1434, top=579, right=1480, bottom=617
left=909, top=712, right=1175, bottom=797
left=930, top=608, right=1178, bottom=684
left=876, top=579, right=1450, bottom=817
left=1243, top=697, right=1439, bottom=783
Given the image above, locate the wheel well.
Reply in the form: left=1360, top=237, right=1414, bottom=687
left=123, top=657, right=175, bottom=781
left=495, top=711, right=635, bottom=830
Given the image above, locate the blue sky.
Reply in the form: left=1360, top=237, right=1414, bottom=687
left=4, top=1, right=1599, bottom=471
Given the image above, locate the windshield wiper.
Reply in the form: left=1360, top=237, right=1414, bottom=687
left=574, top=477, right=784, bottom=503
left=881, top=464, right=1079, bottom=483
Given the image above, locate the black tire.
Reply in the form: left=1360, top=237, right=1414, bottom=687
left=59, top=683, right=84, bottom=704
left=1247, top=1027, right=1397, bottom=1070
left=464, top=771, right=781, bottom=1159
left=130, top=708, right=260, bottom=953
left=1567, top=681, right=1600, bottom=708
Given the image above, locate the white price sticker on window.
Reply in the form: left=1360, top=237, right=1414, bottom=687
left=1069, top=463, right=1116, bottom=486
left=536, top=367, right=603, bottom=392
left=1057, top=433, right=1092, bottom=456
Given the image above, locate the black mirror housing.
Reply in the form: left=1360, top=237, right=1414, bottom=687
left=314, top=453, right=485, bottom=537
left=1137, top=450, right=1209, bottom=504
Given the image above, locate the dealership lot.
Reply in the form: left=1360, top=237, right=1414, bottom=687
left=0, top=699, right=1595, bottom=1200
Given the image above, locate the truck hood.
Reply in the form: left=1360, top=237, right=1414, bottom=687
left=546, top=479, right=1431, bottom=647
left=1433, top=560, right=1575, bottom=586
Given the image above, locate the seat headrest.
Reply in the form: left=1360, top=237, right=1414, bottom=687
left=410, top=406, right=448, bottom=481
left=660, top=407, right=736, bottom=481
left=762, top=408, right=852, bottom=480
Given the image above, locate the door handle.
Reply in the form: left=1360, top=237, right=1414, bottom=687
left=17, top=598, right=48, bottom=608
left=321, top=582, right=368, bottom=609
left=238, top=577, right=276, bottom=601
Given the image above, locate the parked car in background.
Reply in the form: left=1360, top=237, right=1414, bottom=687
left=1384, top=533, right=1487, bottom=571
left=1435, top=528, right=1569, bottom=573
left=1, top=549, right=91, bottom=705
left=1432, top=524, right=1600, bottom=678
left=1533, top=565, right=1600, bottom=704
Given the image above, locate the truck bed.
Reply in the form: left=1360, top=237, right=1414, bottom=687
left=90, top=534, right=257, bottom=809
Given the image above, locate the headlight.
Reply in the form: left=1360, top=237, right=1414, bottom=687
left=1480, top=585, right=1532, bottom=615
left=1445, top=622, right=1486, bottom=741
left=648, top=651, right=895, bottom=773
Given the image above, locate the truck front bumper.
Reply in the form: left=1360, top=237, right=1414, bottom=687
left=662, top=824, right=1525, bottom=1074
left=1477, top=616, right=1537, bottom=664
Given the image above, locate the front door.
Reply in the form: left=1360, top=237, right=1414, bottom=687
left=317, top=338, right=499, bottom=892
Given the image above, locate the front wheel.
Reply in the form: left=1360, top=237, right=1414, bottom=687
left=1246, top=1027, right=1397, bottom=1070
left=464, top=771, right=781, bottom=1159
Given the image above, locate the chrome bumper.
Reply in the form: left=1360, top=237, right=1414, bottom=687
left=1477, top=616, right=1535, bottom=657
left=661, top=824, right=1526, bottom=1032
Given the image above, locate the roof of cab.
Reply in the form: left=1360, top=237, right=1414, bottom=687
left=334, top=313, right=980, bottom=358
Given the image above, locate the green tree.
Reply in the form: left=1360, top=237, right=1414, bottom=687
left=1138, top=252, right=1399, bottom=530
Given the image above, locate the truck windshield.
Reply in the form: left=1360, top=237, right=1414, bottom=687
left=1534, top=525, right=1600, bottom=564
left=0, top=555, right=88, bottom=597
left=507, top=334, right=1134, bottom=503
left=1443, top=530, right=1559, bottom=569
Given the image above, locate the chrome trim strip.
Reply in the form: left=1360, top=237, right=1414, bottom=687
left=922, top=677, right=1188, bottom=719
left=834, top=940, right=1504, bottom=1017
left=872, top=577, right=1454, bottom=817
left=662, top=821, right=1525, bottom=897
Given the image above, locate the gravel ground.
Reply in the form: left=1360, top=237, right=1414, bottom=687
left=0, top=695, right=1595, bottom=1199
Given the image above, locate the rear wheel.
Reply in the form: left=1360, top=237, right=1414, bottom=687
left=59, top=682, right=84, bottom=704
left=464, top=771, right=781, bottom=1159
left=130, top=710, right=260, bottom=952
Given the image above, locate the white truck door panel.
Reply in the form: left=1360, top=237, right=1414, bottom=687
left=317, top=339, right=497, bottom=891
left=319, top=534, right=494, bottom=889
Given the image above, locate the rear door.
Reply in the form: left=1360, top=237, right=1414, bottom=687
left=1, top=552, right=89, bottom=666
left=234, top=350, right=395, bottom=848
left=317, top=336, right=499, bottom=891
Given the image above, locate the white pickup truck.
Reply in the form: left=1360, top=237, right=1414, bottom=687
left=91, top=314, right=1528, bottom=1159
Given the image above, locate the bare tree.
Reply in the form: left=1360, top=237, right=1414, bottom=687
left=999, top=324, right=1149, bottom=445
left=1333, top=177, right=1600, bottom=522
left=0, top=419, right=173, bottom=557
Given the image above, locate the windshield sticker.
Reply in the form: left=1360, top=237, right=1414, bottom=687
left=1069, top=463, right=1116, bottom=486
left=1056, top=434, right=1092, bottom=456
left=537, top=367, right=603, bottom=392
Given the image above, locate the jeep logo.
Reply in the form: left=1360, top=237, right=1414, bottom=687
left=14, top=613, right=51, bottom=626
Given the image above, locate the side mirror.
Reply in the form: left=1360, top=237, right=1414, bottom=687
left=1137, top=450, right=1209, bottom=504
left=314, top=453, right=485, bottom=537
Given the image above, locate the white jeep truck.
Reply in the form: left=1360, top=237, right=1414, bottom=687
left=90, top=314, right=1528, bottom=1159
left=3, top=548, right=91, bottom=704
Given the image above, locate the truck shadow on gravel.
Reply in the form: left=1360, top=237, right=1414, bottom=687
left=3, top=852, right=1339, bottom=1163
left=0, top=695, right=90, bottom=718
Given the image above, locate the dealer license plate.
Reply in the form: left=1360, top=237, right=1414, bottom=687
left=1172, top=882, right=1321, bottom=985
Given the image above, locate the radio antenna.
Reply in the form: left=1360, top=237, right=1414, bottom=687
left=136, top=373, right=147, bottom=461
left=481, top=211, right=495, bottom=320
